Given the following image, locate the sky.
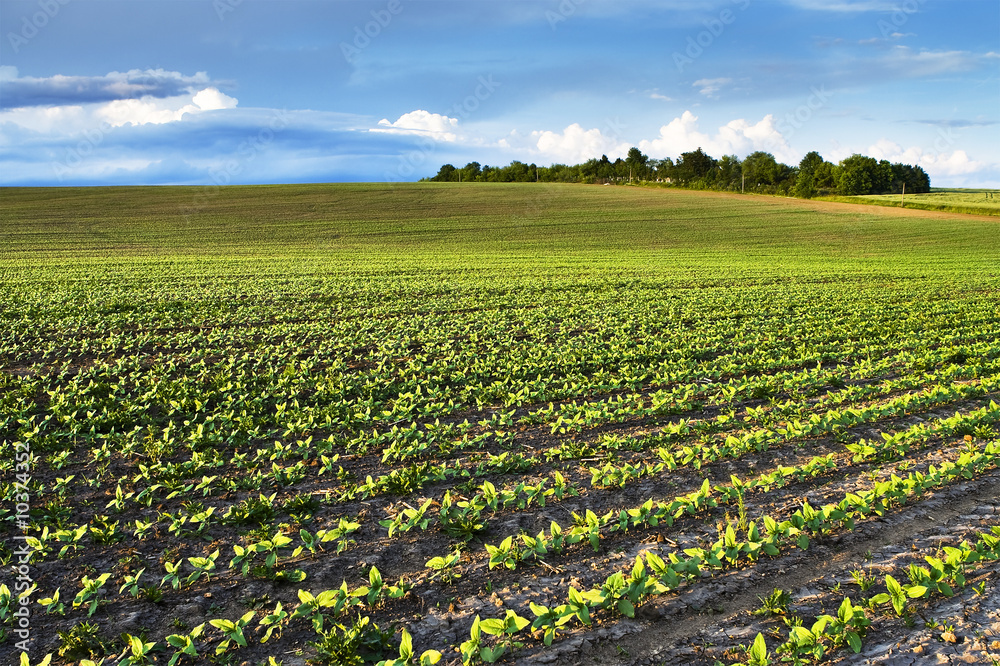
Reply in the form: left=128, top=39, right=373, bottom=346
left=0, top=0, right=997, bottom=187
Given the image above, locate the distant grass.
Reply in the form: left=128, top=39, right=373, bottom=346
left=818, top=188, right=1000, bottom=216
left=2, top=183, right=999, bottom=278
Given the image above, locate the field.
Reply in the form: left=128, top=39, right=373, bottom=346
left=820, top=188, right=1000, bottom=216
left=2, top=183, right=1000, bottom=666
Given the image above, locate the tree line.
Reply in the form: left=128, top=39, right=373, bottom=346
left=423, top=147, right=930, bottom=197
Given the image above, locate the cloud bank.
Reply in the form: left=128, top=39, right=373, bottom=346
left=0, top=67, right=994, bottom=188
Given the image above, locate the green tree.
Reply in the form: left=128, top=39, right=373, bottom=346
left=626, top=147, right=649, bottom=182
left=430, top=164, right=457, bottom=182
left=837, top=154, right=880, bottom=195
left=462, top=162, right=482, bottom=182
left=814, top=160, right=837, bottom=192
left=674, top=148, right=716, bottom=184
left=654, top=157, right=675, bottom=181
left=716, top=155, right=742, bottom=190
left=793, top=151, right=826, bottom=198
left=876, top=160, right=893, bottom=194
left=742, top=151, right=779, bottom=191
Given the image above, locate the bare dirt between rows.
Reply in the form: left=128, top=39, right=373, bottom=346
left=526, top=470, right=1000, bottom=665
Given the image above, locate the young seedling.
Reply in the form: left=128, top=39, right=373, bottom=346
left=73, top=573, right=111, bottom=617
left=161, top=559, right=183, bottom=590
left=745, top=633, right=771, bottom=666
left=185, top=550, right=221, bottom=585
left=753, top=588, right=792, bottom=617
left=485, top=537, right=520, bottom=571
left=851, top=568, right=877, bottom=592
left=425, top=550, right=462, bottom=584
left=119, top=634, right=156, bottom=666
left=529, top=602, right=575, bottom=646
left=119, top=569, right=146, bottom=598
left=477, top=610, right=530, bottom=662
left=376, top=627, right=442, bottom=666
left=54, top=525, right=88, bottom=558
left=258, top=602, right=289, bottom=643
left=165, top=623, right=206, bottom=666
left=291, top=584, right=363, bottom=632
left=210, top=610, right=255, bottom=654
left=38, top=588, right=66, bottom=616
left=311, top=516, right=362, bottom=554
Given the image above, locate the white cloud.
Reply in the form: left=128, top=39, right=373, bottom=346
left=0, top=68, right=239, bottom=134
left=96, top=87, right=238, bottom=127
left=867, top=138, right=987, bottom=177
left=0, top=104, right=89, bottom=134
left=192, top=88, right=239, bottom=112
left=530, top=123, right=630, bottom=164
left=693, top=77, right=733, bottom=98
left=638, top=111, right=796, bottom=163
left=372, top=110, right=458, bottom=142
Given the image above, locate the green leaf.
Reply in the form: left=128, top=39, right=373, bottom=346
left=507, top=610, right=530, bottom=632
left=479, top=618, right=506, bottom=636
left=420, top=650, right=443, bottom=665
left=617, top=598, right=635, bottom=617
left=796, top=533, right=809, bottom=550
left=748, top=633, right=769, bottom=664
left=399, top=628, right=414, bottom=659
left=481, top=645, right=505, bottom=663
left=886, top=575, right=906, bottom=614
left=846, top=630, right=862, bottom=653
left=837, top=597, right=854, bottom=622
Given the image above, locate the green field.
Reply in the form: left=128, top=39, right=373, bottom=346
left=3, top=184, right=1000, bottom=665
left=820, top=187, right=1000, bottom=216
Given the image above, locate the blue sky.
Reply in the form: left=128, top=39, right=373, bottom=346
left=1, top=0, right=997, bottom=187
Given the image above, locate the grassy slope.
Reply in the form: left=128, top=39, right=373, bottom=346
left=2, top=183, right=998, bottom=275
